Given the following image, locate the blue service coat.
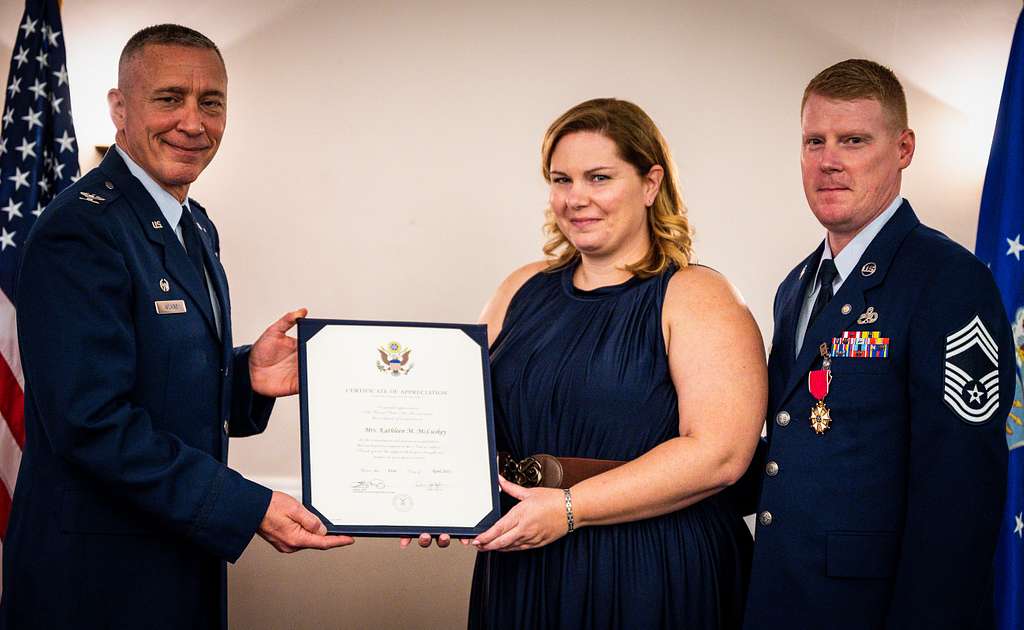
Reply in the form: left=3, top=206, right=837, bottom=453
left=0, top=149, right=274, bottom=630
left=744, top=201, right=1013, bottom=629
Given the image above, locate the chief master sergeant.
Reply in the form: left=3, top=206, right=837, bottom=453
left=744, top=59, right=1014, bottom=629
left=0, top=24, right=353, bottom=630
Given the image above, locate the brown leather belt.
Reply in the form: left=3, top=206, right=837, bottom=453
left=498, top=452, right=625, bottom=489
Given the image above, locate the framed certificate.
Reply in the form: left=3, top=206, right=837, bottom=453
left=298, top=318, right=501, bottom=536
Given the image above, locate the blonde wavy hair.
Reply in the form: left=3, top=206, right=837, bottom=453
left=540, top=98, right=693, bottom=277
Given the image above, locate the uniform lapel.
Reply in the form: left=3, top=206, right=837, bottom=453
left=776, top=201, right=921, bottom=404
left=98, top=150, right=219, bottom=339
left=777, top=244, right=824, bottom=367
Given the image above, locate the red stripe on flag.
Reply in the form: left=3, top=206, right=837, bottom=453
left=0, top=482, right=10, bottom=540
left=0, top=359, right=24, bottom=448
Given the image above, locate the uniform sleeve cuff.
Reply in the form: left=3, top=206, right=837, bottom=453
left=190, top=467, right=273, bottom=562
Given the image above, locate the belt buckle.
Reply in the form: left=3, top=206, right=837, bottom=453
left=499, top=453, right=543, bottom=487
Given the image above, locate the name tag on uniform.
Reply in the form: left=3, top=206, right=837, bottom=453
left=154, top=300, right=187, bottom=315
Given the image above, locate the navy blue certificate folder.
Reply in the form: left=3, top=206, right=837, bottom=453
left=298, top=318, right=501, bottom=537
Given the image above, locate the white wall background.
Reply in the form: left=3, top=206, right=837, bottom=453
left=2, top=1, right=1021, bottom=628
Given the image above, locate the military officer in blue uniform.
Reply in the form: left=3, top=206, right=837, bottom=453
left=0, top=25, right=352, bottom=630
left=744, top=59, right=1014, bottom=629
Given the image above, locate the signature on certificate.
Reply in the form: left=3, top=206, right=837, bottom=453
left=415, top=481, right=447, bottom=492
left=351, top=478, right=387, bottom=492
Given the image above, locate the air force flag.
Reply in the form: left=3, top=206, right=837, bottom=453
left=975, top=9, right=1024, bottom=630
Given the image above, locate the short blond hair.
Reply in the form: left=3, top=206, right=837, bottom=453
left=802, top=59, right=908, bottom=130
left=540, top=98, right=692, bottom=277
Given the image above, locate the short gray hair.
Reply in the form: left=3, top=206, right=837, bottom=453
left=118, top=24, right=223, bottom=82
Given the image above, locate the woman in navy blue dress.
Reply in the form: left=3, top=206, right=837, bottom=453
left=463, top=98, right=767, bottom=629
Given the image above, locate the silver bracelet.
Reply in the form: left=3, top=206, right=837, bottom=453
left=563, top=488, right=575, bottom=533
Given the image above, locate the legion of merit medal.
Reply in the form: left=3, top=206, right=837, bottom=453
left=808, top=343, right=833, bottom=435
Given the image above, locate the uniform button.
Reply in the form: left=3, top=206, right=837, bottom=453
left=776, top=411, right=791, bottom=427
left=759, top=511, right=773, bottom=526
left=222, top=419, right=229, bottom=434
left=104, top=180, right=114, bottom=190
left=765, top=460, right=779, bottom=476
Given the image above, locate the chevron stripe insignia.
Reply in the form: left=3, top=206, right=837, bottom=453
left=944, top=315, right=1000, bottom=424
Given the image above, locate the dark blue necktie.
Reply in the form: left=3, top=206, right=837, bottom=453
left=808, top=258, right=839, bottom=328
left=179, top=205, right=209, bottom=292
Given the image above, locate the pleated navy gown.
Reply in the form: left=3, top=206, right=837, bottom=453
left=469, top=262, right=751, bottom=629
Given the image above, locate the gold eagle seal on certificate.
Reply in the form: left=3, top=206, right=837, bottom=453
left=377, top=341, right=413, bottom=376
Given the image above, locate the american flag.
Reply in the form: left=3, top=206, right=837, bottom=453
left=0, top=0, right=79, bottom=560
